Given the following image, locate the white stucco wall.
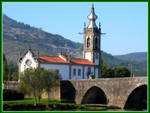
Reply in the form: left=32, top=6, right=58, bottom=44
left=71, top=65, right=83, bottom=80
left=40, top=64, right=69, bottom=80
left=83, top=66, right=95, bottom=79
left=20, top=51, right=38, bottom=73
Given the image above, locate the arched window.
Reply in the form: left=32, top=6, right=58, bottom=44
left=87, top=37, right=90, bottom=48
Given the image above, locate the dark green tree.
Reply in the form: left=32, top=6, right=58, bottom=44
left=101, top=59, right=114, bottom=78
left=19, top=66, right=61, bottom=106
left=42, top=70, right=61, bottom=103
left=19, top=68, right=42, bottom=106
left=114, top=66, right=131, bottom=77
left=3, top=54, right=8, bottom=81
left=7, top=64, right=18, bottom=81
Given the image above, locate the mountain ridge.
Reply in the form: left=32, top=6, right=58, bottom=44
left=114, top=52, right=147, bottom=62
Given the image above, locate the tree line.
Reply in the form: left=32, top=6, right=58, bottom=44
left=3, top=54, right=18, bottom=81
left=101, top=59, right=131, bottom=78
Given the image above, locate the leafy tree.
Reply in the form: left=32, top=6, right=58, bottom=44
left=42, top=70, right=61, bottom=103
left=3, top=54, right=8, bottom=81
left=19, top=68, right=39, bottom=106
left=19, top=66, right=61, bottom=105
left=7, top=64, right=18, bottom=81
left=11, top=72, right=19, bottom=81
left=101, top=59, right=114, bottom=78
left=113, top=66, right=131, bottom=77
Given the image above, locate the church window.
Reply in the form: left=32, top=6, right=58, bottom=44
left=25, top=59, right=32, bottom=66
left=73, top=69, right=76, bottom=76
left=78, top=69, right=81, bottom=76
left=87, top=37, right=90, bottom=48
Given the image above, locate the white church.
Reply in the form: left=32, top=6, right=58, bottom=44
left=18, top=5, right=102, bottom=80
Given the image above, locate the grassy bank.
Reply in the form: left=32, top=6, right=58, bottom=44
left=3, top=98, right=120, bottom=111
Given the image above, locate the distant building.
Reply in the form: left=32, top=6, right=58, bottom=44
left=18, top=4, right=102, bottom=80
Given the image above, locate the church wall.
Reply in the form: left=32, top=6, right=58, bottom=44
left=40, top=64, right=69, bottom=80
left=84, top=66, right=95, bottom=79
left=71, top=65, right=83, bottom=80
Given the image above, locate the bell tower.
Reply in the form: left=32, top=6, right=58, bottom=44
left=83, top=4, right=101, bottom=76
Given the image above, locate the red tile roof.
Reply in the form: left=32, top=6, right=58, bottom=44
left=70, top=58, right=96, bottom=65
left=39, top=55, right=96, bottom=66
left=39, top=56, right=69, bottom=64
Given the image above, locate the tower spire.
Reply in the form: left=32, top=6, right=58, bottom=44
left=87, top=4, right=98, bottom=28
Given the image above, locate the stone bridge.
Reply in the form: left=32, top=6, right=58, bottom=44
left=60, top=77, right=147, bottom=109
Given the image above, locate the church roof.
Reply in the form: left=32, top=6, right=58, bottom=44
left=70, top=58, right=96, bottom=65
left=39, top=56, right=70, bottom=64
left=39, top=55, right=96, bottom=66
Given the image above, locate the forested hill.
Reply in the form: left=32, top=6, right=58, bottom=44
left=3, top=14, right=147, bottom=76
left=3, top=14, right=83, bottom=64
left=114, top=52, right=147, bottom=62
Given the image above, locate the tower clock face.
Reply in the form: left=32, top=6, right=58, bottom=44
left=25, top=59, right=32, bottom=66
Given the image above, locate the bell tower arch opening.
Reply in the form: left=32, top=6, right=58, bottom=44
left=124, top=85, right=147, bottom=110
left=87, top=37, right=90, bottom=48
left=81, top=86, right=107, bottom=104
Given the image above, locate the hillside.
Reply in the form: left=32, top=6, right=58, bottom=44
left=3, top=14, right=83, bottom=64
left=114, top=52, right=147, bottom=62
left=3, top=14, right=147, bottom=76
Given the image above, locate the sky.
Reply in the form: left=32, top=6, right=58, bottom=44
left=2, top=2, right=148, bottom=55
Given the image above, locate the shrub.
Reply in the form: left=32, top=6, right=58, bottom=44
left=3, top=89, right=24, bottom=101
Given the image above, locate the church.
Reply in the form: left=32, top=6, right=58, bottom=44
left=18, top=5, right=102, bottom=80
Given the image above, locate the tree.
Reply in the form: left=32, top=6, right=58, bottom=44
left=3, top=54, right=8, bottom=81
left=19, top=68, right=40, bottom=106
left=19, top=66, right=61, bottom=105
left=42, top=70, right=61, bottom=103
left=113, top=66, right=131, bottom=77
left=101, top=59, right=114, bottom=78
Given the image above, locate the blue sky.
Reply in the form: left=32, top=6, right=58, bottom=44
left=2, top=2, right=148, bottom=55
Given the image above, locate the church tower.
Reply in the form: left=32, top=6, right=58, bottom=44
left=83, top=4, right=101, bottom=77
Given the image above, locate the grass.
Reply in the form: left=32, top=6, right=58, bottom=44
left=3, top=98, right=120, bottom=111
left=3, top=98, right=59, bottom=105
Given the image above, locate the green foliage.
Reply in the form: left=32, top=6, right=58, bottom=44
left=101, top=51, right=147, bottom=77
left=101, top=59, right=131, bottom=78
left=3, top=54, right=8, bottom=81
left=3, top=99, right=120, bottom=111
left=3, top=54, right=18, bottom=81
left=101, top=59, right=114, bottom=78
left=3, top=89, right=24, bottom=101
left=19, top=67, right=61, bottom=106
left=42, top=70, right=61, bottom=103
left=114, top=66, right=131, bottom=77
